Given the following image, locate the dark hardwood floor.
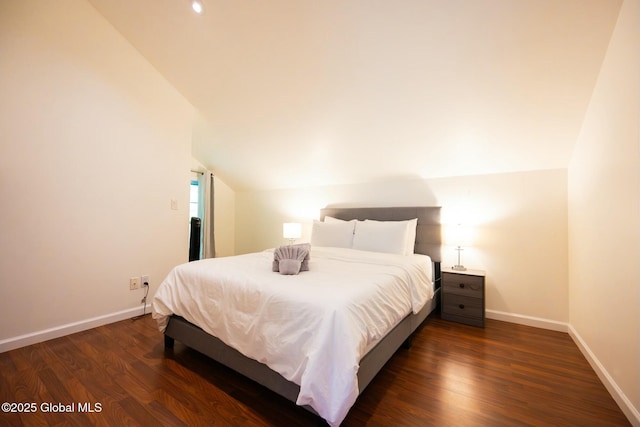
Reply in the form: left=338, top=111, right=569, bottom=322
left=0, top=313, right=630, bottom=427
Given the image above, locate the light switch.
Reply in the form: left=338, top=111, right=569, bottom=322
left=170, top=199, right=178, bottom=210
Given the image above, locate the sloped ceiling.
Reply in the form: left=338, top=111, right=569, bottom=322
left=88, top=0, right=622, bottom=191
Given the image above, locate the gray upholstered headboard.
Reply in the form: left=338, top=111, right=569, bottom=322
left=319, top=206, right=442, bottom=262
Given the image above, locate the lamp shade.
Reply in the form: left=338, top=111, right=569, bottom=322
left=445, top=223, right=472, bottom=247
left=283, top=222, right=302, bottom=240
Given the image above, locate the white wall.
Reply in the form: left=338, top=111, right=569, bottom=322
left=236, top=169, right=568, bottom=325
left=568, top=0, right=640, bottom=423
left=214, top=177, right=236, bottom=257
left=0, top=0, right=194, bottom=346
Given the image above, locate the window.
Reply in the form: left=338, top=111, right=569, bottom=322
left=189, top=172, right=203, bottom=261
left=189, top=175, right=199, bottom=219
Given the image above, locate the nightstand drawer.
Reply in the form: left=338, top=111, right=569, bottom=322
left=442, top=294, right=483, bottom=319
left=442, top=272, right=483, bottom=298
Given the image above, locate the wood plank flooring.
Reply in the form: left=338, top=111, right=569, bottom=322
left=0, top=314, right=630, bottom=426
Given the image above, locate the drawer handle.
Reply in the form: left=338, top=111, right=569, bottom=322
left=459, top=283, right=465, bottom=288
left=459, top=304, right=465, bottom=309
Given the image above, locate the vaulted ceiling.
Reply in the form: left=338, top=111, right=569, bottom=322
left=88, top=0, right=622, bottom=191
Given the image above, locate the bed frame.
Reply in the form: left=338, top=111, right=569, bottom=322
left=163, top=206, right=442, bottom=420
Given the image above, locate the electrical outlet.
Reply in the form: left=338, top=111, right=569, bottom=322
left=141, top=275, right=149, bottom=287
left=130, top=277, right=140, bottom=290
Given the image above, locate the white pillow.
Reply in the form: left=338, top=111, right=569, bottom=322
left=352, top=219, right=418, bottom=255
left=310, top=220, right=355, bottom=248
left=404, top=218, right=418, bottom=254
left=323, top=216, right=357, bottom=224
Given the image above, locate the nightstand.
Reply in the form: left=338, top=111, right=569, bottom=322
left=441, top=267, right=485, bottom=327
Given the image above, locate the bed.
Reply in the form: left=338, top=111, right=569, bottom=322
left=152, top=206, right=442, bottom=426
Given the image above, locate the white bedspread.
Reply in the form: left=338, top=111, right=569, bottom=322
left=152, top=246, right=433, bottom=427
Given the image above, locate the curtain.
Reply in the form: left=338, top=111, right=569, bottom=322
left=198, top=172, right=216, bottom=258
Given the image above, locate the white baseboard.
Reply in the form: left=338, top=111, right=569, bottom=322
left=0, top=304, right=152, bottom=353
left=568, top=325, right=640, bottom=427
left=486, top=309, right=569, bottom=332
left=486, top=309, right=638, bottom=426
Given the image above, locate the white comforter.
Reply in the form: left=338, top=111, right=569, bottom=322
left=152, top=246, right=434, bottom=426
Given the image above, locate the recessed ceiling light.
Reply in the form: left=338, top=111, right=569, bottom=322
left=192, top=1, right=203, bottom=14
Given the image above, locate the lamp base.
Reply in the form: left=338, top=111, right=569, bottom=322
left=453, top=246, right=466, bottom=271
